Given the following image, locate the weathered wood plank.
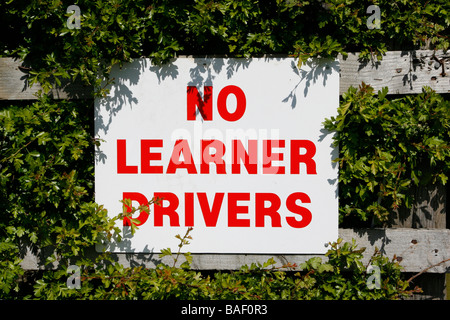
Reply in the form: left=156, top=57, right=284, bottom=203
left=339, top=50, right=450, bottom=94
left=19, top=228, right=450, bottom=274
left=1, top=51, right=449, bottom=100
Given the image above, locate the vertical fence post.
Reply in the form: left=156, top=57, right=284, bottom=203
left=391, top=183, right=448, bottom=299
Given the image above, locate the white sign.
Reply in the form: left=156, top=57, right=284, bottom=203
left=95, top=57, right=339, bottom=254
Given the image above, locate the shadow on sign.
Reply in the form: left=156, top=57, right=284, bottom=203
left=94, top=59, right=179, bottom=165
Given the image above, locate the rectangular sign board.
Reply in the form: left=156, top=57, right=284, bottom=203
left=95, top=57, right=339, bottom=254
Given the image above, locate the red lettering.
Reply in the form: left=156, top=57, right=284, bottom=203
left=201, top=140, right=226, bottom=174
left=228, top=193, right=250, bottom=227
left=117, top=139, right=138, bottom=174
left=285, top=192, right=312, bottom=228
left=217, top=85, right=246, bottom=121
left=187, top=86, right=213, bottom=121
left=255, top=193, right=282, bottom=227
left=290, top=140, right=317, bottom=174
left=198, top=193, right=224, bottom=227
left=154, top=192, right=180, bottom=227
left=122, top=192, right=149, bottom=226
left=263, top=140, right=285, bottom=174
left=185, top=192, right=194, bottom=227
left=166, top=140, right=197, bottom=174
left=141, top=139, right=163, bottom=174
left=231, top=140, right=258, bottom=174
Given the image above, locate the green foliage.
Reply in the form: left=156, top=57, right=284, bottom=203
left=0, top=97, right=108, bottom=257
left=324, top=84, right=450, bottom=225
left=1, top=0, right=448, bottom=93
left=0, top=241, right=24, bottom=299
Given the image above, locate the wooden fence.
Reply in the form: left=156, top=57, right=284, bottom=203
left=1, top=50, right=449, bottom=299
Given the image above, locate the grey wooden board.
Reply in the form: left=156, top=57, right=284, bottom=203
left=1, top=50, right=449, bottom=100
left=19, top=228, right=450, bottom=273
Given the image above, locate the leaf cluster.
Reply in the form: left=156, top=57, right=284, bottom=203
left=324, top=84, right=450, bottom=225
left=1, top=0, right=447, bottom=300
